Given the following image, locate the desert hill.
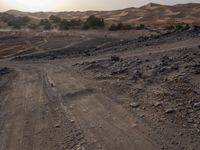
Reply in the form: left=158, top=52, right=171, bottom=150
left=2, top=2, right=200, bottom=26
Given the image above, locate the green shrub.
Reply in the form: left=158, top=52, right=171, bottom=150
left=40, top=19, right=51, bottom=30
left=49, top=15, right=61, bottom=24
left=7, top=17, right=24, bottom=29
left=59, top=19, right=82, bottom=30
left=109, top=23, right=133, bottom=31
left=176, top=24, right=183, bottom=30
left=59, top=19, right=69, bottom=30
left=43, top=23, right=51, bottom=30
left=1, top=14, right=30, bottom=29
left=122, top=24, right=133, bottom=30
left=136, top=24, right=145, bottom=30
left=83, top=15, right=104, bottom=29
left=22, top=16, right=31, bottom=23
left=69, top=19, right=82, bottom=27
left=0, top=13, right=15, bottom=23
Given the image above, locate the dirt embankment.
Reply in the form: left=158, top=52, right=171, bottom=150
left=73, top=29, right=200, bottom=150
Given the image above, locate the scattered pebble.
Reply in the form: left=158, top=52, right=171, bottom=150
left=194, top=102, right=200, bottom=109
left=130, top=102, right=140, bottom=108
left=111, top=55, right=120, bottom=62
left=55, top=124, right=60, bottom=128
left=152, top=101, right=162, bottom=107
left=131, top=123, right=137, bottom=128
left=165, top=108, right=175, bottom=114
left=70, top=120, right=75, bottom=123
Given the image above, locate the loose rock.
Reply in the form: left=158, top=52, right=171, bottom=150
left=165, top=108, right=175, bottom=114
left=55, top=124, right=60, bottom=128
left=130, top=102, right=140, bottom=108
left=111, top=55, right=120, bottom=62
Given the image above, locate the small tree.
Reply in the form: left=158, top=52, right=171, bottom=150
left=59, top=19, right=69, bottom=30
left=2, top=14, right=30, bottom=29
left=69, top=19, right=82, bottom=27
left=22, top=16, right=31, bottom=23
left=40, top=19, right=49, bottom=25
left=40, top=19, right=51, bottom=30
left=83, top=15, right=104, bottom=29
left=0, top=13, right=15, bottom=23
left=7, top=17, right=23, bottom=29
left=49, top=15, right=61, bottom=24
left=43, top=22, right=51, bottom=30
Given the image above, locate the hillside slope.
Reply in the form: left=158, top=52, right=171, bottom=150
left=4, top=3, right=200, bottom=26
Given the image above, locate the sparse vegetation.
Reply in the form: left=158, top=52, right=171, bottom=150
left=49, top=15, right=61, bottom=24
left=0, top=13, right=14, bottom=23
left=59, top=19, right=69, bottom=30
left=175, top=24, right=183, bottom=31
left=40, top=19, right=52, bottom=30
left=8, top=16, right=30, bottom=29
left=136, top=24, right=145, bottom=30
left=0, top=13, right=31, bottom=29
left=164, top=25, right=175, bottom=30
left=164, top=24, right=191, bottom=31
left=109, top=23, right=133, bottom=31
left=28, top=23, right=38, bottom=30
left=1, top=3, right=200, bottom=150
left=109, top=23, right=122, bottom=31
left=173, top=24, right=191, bottom=31
left=69, top=19, right=82, bottom=27
left=83, top=15, right=104, bottom=29
left=59, top=19, right=83, bottom=30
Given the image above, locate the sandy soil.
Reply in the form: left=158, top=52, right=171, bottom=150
left=5, top=3, right=200, bottom=26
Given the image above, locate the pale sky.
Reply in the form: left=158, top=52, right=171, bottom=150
left=0, top=0, right=200, bottom=12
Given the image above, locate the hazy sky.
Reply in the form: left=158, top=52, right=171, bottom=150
left=0, top=0, right=200, bottom=12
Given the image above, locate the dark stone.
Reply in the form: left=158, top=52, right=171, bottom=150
left=111, top=55, right=120, bottom=62
left=192, top=64, right=200, bottom=74
left=0, top=67, right=10, bottom=75
left=165, top=108, right=175, bottom=114
left=110, top=68, right=128, bottom=75
left=194, top=102, right=200, bottom=109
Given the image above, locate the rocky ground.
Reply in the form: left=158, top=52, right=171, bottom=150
left=0, top=28, right=200, bottom=150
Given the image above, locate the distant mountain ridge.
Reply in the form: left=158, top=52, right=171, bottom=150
left=3, top=3, right=200, bottom=26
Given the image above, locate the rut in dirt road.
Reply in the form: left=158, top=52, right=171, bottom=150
left=46, top=64, right=160, bottom=150
left=0, top=66, right=86, bottom=150
left=0, top=64, right=160, bottom=150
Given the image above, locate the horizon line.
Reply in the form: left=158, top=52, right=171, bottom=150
left=0, top=2, right=200, bottom=13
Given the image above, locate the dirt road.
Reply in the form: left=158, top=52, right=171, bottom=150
left=0, top=62, right=159, bottom=150
left=0, top=29, right=200, bottom=150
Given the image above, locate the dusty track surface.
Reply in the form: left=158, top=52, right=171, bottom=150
left=0, top=29, right=200, bottom=150
left=0, top=64, right=159, bottom=150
